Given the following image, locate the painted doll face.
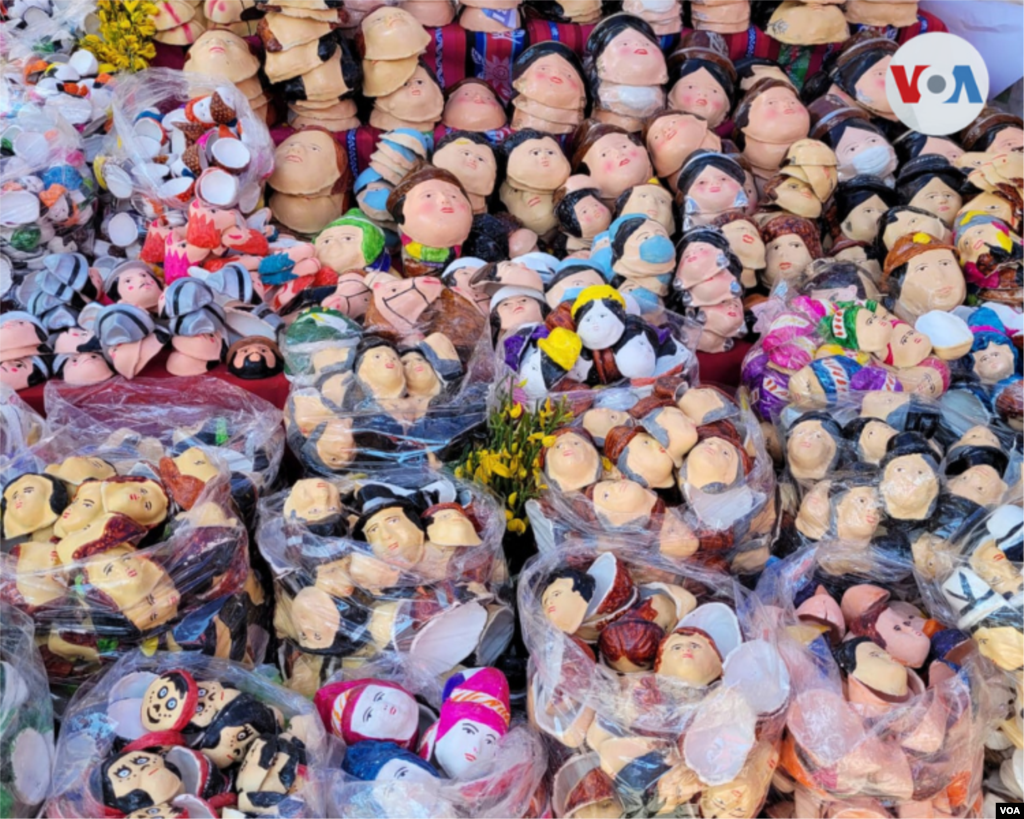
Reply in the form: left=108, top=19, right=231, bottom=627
left=101, top=479, right=168, bottom=528
left=624, top=432, right=675, bottom=488
left=850, top=640, right=907, bottom=696
left=496, top=295, right=544, bottom=334
left=0, top=358, right=39, bottom=391
left=592, top=479, right=656, bottom=527
left=315, top=558, right=355, bottom=598
left=745, top=85, right=809, bottom=143
left=433, top=138, right=497, bottom=197
left=720, top=220, right=765, bottom=271
left=352, top=683, right=419, bottom=741
left=203, top=718, right=264, bottom=769
left=990, top=127, right=1024, bottom=153
left=435, top=718, right=501, bottom=777
left=787, top=420, right=836, bottom=476
left=765, top=233, right=812, bottom=282
left=193, top=681, right=238, bottom=729
left=401, top=179, right=473, bottom=247
left=909, top=177, right=962, bottom=227
left=980, top=347, right=1018, bottom=393
left=382, top=66, right=444, bottom=121
left=363, top=506, right=425, bottom=568
left=853, top=309, right=893, bottom=353
left=542, top=575, right=589, bottom=633
left=127, top=803, right=186, bottom=818
left=271, top=130, right=339, bottom=195
left=880, top=454, right=939, bottom=519
left=116, top=268, right=162, bottom=310
left=834, top=126, right=896, bottom=180
left=843, top=195, right=888, bottom=243
left=887, top=322, right=932, bottom=368
left=173, top=447, right=219, bottom=484
left=315, top=418, right=357, bottom=471
left=584, top=134, right=652, bottom=199
left=285, top=479, right=341, bottom=523
left=874, top=607, right=929, bottom=667
left=919, top=136, right=964, bottom=164
left=852, top=56, right=892, bottom=117
left=87, top=545, right=181, bottom=629
left=142, top=672, right=194, bottom=732
left=315, top=223, right=370, bottom=272
left=54, top=480, right=104, bottom=537
left=700, top=298, right=744, bottom=338
left=572, top=195, right=612, bottom=240
left=508, top=137, right=570, bottom=191
left=685, top=437, right=740, bottom=491
left=897, top=248, right=965, bottom=317
left=882, top=208, right=949, bottom=251
left=545, top=432, right=601, bottom=493
left=401, top=351, right=442, bottom=398
left=188, top=30, right=258, bottom=80
left=773, top=176, right=820, bottom=218
left=105, top=751, right=183, bottom=808
left=357, top=344, right=406, bottom=398
left=598, top=28, right=665, bottom=85
left=646, top=112, right=714, bottom=179
left=621, top=184, right=674, bottom=232
left=658, top=631, right=722, bottom=686
left=443, top=83, right=506, bottom=132
left=949, top=465, right=1007, bottom=508
left=576, top=300, right=625, bottom=350
left=582, top=408, right=631, bottom=443
left=962, top=192, right=1015, bottom=224
left=63, top=351, right=115, bottom=384
left=517, top=54, right=585, bottom=110
left=3, top=474, right=60, bottom=536
left=290, top=585, right=341, bottom=650
left=834, top=486, right=881, bottom=541
left=856, top=420, right=896, bottom=465
left=669, top=67, right=729, bottom=128
left=686, top=165, right=743, bottom=216
left=974, top=626, right=1024, bottom=672
left=956, top=221, right=1015, bottom=267
left=648, top=407, right=698, bottom=465
left=376, top=757, right=437, bottom=784
left=426, top=507, right=480, bottom=547
left=618, top=219, right=675, bottom=275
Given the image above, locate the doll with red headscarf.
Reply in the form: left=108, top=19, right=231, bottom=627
left=314, top=678, right=422, bottom=750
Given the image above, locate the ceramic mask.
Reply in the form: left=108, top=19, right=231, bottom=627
left=191, top=681, right=239, bottom=729
left=542, top=574, right=592, bottom=633
left=284, top=479, right=341, bottom=523
left=684, top=437, right=741, bottom=491
left=656, top=628, right=722, bottom=686
left=270, top=130, right=342, bottom=195
left=620, top=184, right=674, bottom=233
left=675, top=240, right=731, bottom=288
left=834, top=127, right=897, bottom=181
left=425, top=507, right=481, bottom=547
left=583, top=134, right=652, bottom=201
left=356, top=343, right=406, bottom=399
left=100, top=479, right=168, bottom=528
left=895, top=248, right=965, bottom=318
left=765, top=232, right=812, bottom=282
left=645, top=112, right=721, bottom=181
left=515, top=55, right=585, bottom=111
left=880, top=454, right=939, bottom=520
left=508, top=137, right=571, bottom=192
left=444, top=82, right=507, bottom=131
left=432, top=139, right=497, bottom=198
left=400, top=178, right=473, bottom=248
left=669, top=66, right=730, bottom=128
left=955, top=219, right=1018, bottom=269
left=544, top=431, right=602, bottom=493
left=102, top=750, right=184, bottom=813
left=908, top=177, right=962, bottom=227
left=323, top=680, right=419, bottom=746
left=362, top=505, right=425, bottom=568
left=141, top=671, right=198, bottom=732
left=591, top=479, right=657, bottom=527
left=685, top=165, right=745, bottom=217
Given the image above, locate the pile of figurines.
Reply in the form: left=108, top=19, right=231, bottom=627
left=522, top=544, right=790, bottom=818
left=527, top=383, right=777, bottom=576
left=255, top=472, right=512, bottom=696
left=44, top=653, right=330, bottom=818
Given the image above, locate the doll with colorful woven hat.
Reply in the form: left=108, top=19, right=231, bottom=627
left=881, top=232, right=965, bottom=324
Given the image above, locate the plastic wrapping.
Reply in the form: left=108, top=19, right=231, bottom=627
left=0, top=602, right=56, bottom=818
left=0, top=383, right=47, bottom=462
left=754, top=546, right=1002, bottom=815
left=256, top=470, right=512, bottom=696
left=45, top=649, right=333, bottom=819
left=0, top=2, right=93, bottom=60
left=281, top=301, right=495, bottom=473
left=102, top=67, right=273, bottom=214
left=41, top=376, right=284, bottom=493
left=526, top=383, right=778, bottom=576
left=519, top=542, right=789, bottom=818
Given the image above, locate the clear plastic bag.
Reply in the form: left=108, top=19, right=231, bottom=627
left=45, top=649, right=333, bottom=819
left=754, top=546, right=1002, bottom=813
left=519, top=542, right=789, bottom=818
left=256, top=469, right=512, bottom=696
left=42, top=376, right=285, bottom=492
left=0, top=602, right=56, bottom=818
left=525, top=382, right=778, bottom=576
left=0, top=382, right=48, bottom=462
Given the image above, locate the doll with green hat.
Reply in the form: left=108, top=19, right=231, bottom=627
left=820, top=300, right=892, bottom=356
left=314, top=209, right=391, bottom=275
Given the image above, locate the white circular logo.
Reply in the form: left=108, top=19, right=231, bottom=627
left=885, top=32, right=989, bottom=136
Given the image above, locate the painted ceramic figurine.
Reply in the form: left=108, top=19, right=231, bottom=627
left=734, top=78, right=810, bottom=181
left=511, top=41, right=588, bottom=136
left=387, top=168, right=474, bottom=278
left=666, top=31, right=735, bottom=130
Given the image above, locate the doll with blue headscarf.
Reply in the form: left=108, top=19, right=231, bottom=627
left=342, top=741, right=439, bottom=783
left=964, top=307, right=1022, bottom=387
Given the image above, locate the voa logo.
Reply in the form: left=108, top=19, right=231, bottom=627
left=885, top=32, right=990, bottom=136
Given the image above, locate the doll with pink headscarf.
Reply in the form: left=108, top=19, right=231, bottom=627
left=757, top=294, right=833, bottom=374
left=417, top=667, right=511, bottom=778
left=314, top=678, right=421, bottom=751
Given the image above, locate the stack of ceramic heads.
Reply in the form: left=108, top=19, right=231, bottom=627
left=844, top=0, right=919, bottom=27
left=13, top=252, right=100, bottom=337
left=547, top=0, right=604, bottom=25
left=370, top=61, right=445, bottom=132
left=359, top=6, right=431, bottom=113
left=367, top=129, right=434, bottom=186
left=152, top=0, right=207, bottom=46
left=161, top=277, right=229, bottom=376
left=623, top=0, right=683, bottom=35
left=766, top=0, right=849, bottom=45
left=268, top=127, right=350, bottom=234
left=203, top=0, right=264, bottom=37
left=183, top=30, right=266, bottom=122
left=458, top=0, right=522, bottom=31
left=690, top=0, right=750, bottom=34
left=93, top=303, right=167, bottom=379
left=510, top=42, right=588, bottom=136
left=399, top=0, right=456, bottom=26
left=0, top=312, right=51, bottom=392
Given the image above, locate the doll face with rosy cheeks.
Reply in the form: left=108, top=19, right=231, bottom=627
left=545, top=432, right=601, bottom=492
left=444, top=83, right=506, bottom=132
left=676, top=240, right=726, bottom=286
left=834, top=486, right=881, bottom=541
left=669, top=67, right=730, bottom=128
left=363, top=506, right=425, bottom=568
left=433, top=140, right=497, bottom=197
left=496, top=295, right=544, bottom=335
left=400, top=351, right=442, bottom=397
left=842, top=194, right=888, bottom=243
left=880, top=454, right=939, bottom=520
left=765, top=234, right=812, bottom=282
left=435, top=719, right=501, bottom=777
left=909, top=177, right=962, bottom=227
left=357, top=345, right=406, bottom=398
left=188, top=30, right=256, bottom=76
left=658, top=631, right=722, bottom=686
left=576, top=300, right=625, bottom=349
left=701, top=298, right=744, bottom=337
left=585, top=135, right=652, bottom=198
left=745, top=85, right=808, bottom=143
left=401, top=180, right=473, bottom=247
left=115, top=269, right=161, bottom=310
left=572, top=196, right=612, bottom=241
left=898, top=248, right=965, bottom=316
left=56, top=480, right=104, bottom=536
left=687, top=166, right=744, bottom=217
left=598, top=29, right=666, bottom=85
left=517, top=55, right=584, bottom=110
left=105, top=751, right=183, bottom=808
left=887, top=322, right=931, bottom=368
left=949, top=465, right=1007, bottom=508
left=592, top=479, right=657, bottom=527
left=621, top=185, right=674, bottom=230
left=272, top=130, right=339, bottom=195
left=647, top=113, right=712, bottom=179
left=852, top=57, right=892, bottom=117
left=720, top=220, right=765, bottom=270
left=509, top=138, right=570, bottom=190
left=352, top=684, right=419, bottom=742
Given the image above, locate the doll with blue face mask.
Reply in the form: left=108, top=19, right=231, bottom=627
left=609, top=215, right=676, bottom=310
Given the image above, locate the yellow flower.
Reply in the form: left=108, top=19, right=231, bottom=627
left=508, top=492, right=518, bottom=507
left=505, top=509, right=513, bottom=521
left=509, top=402, right=523, bottom=419
left=491, top=461, right=512, bottom=479
left=508, top=518, right=527, bottom=535
left=541, top=435, right=556, bottom=448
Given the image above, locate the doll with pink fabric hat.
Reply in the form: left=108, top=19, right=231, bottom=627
left=417, top=667, right=511, bottom=778
left=314, top=678, right=422, bottom=751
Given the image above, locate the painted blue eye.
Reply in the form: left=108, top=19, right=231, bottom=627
left=167, top=698, right=177, bottom=710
